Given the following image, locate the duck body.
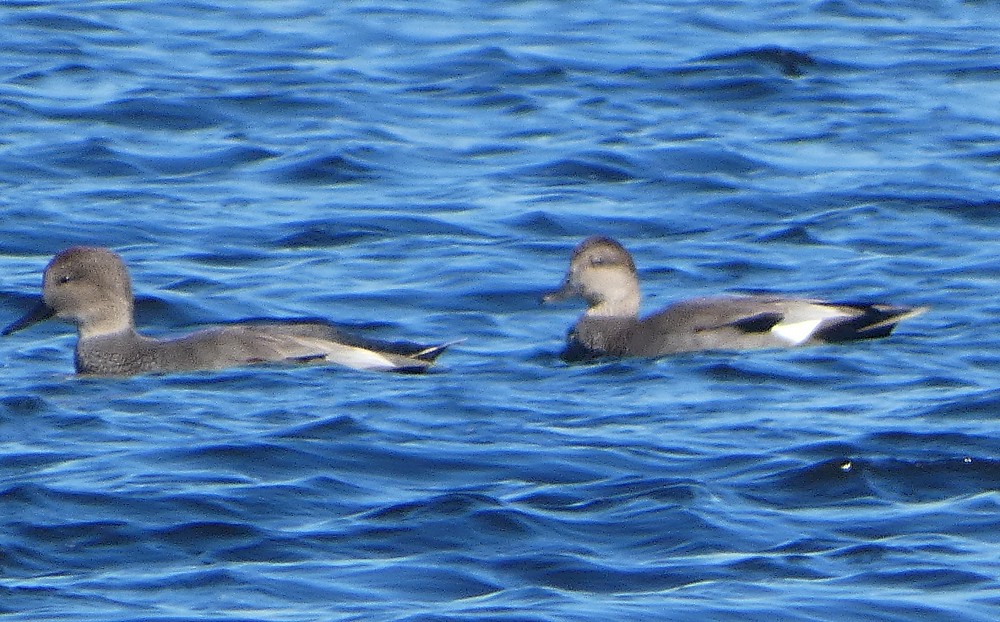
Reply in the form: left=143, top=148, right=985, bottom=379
left=70, top=321, right=448, bottom=375
left=4, top=246, right=451, bottom=375
left=562, top=295, right=921, bottom=362
left=544, top=236, right=926, bottom=362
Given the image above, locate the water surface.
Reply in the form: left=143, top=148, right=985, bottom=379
left=1, top=1, right=999, bottom=621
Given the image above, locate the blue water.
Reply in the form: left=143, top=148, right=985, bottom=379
left=2, top=1, right=999, bottom=620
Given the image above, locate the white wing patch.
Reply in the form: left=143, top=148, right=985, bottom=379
left=294, top=337, right=401, bottom=371
left=257, top=333, right=402, bottom=371
left=770, top=318, right=824, bottom=345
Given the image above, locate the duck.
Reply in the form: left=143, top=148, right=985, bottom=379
left=542, top=236, right=926, bottom=361
left=3, top=246, right=454, bottom=375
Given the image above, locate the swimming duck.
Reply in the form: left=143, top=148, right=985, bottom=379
left=3, top=246, right=453, bottom=375
left=543, top=236, right=926, bottom=361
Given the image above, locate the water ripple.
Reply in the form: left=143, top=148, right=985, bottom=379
left=1, top=0, right=999, bottom=620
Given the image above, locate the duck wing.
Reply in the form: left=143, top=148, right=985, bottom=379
left=633, top=296, right=926, bottom=353
left=173, top=320, right=455, bottom=373
left=241, top=320, right=456, bottom=372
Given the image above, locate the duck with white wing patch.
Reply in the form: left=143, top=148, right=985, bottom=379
left=542, top=236, right=927, bottom=362
left=3, top=246, right=455, bottom=375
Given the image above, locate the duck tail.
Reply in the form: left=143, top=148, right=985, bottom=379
left=413, top=339, right=465, bottom=362
left=819, top=303, right=929, bottom=342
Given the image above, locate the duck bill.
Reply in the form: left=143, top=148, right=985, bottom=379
left=2, top=300, right=56, bottom=336
left=541, top=280, right=578, bottom=304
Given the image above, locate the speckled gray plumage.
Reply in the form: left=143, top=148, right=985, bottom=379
left=4, top=246, right=452, bottom=375
left=544, top=236, right=926, bottom=362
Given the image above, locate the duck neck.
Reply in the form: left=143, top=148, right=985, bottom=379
left=586, top=290, right=641, bottom=318
left=76, top=303, right=136, bottom=340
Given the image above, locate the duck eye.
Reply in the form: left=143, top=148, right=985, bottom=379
left=58, top=273, right=73, bottom=284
